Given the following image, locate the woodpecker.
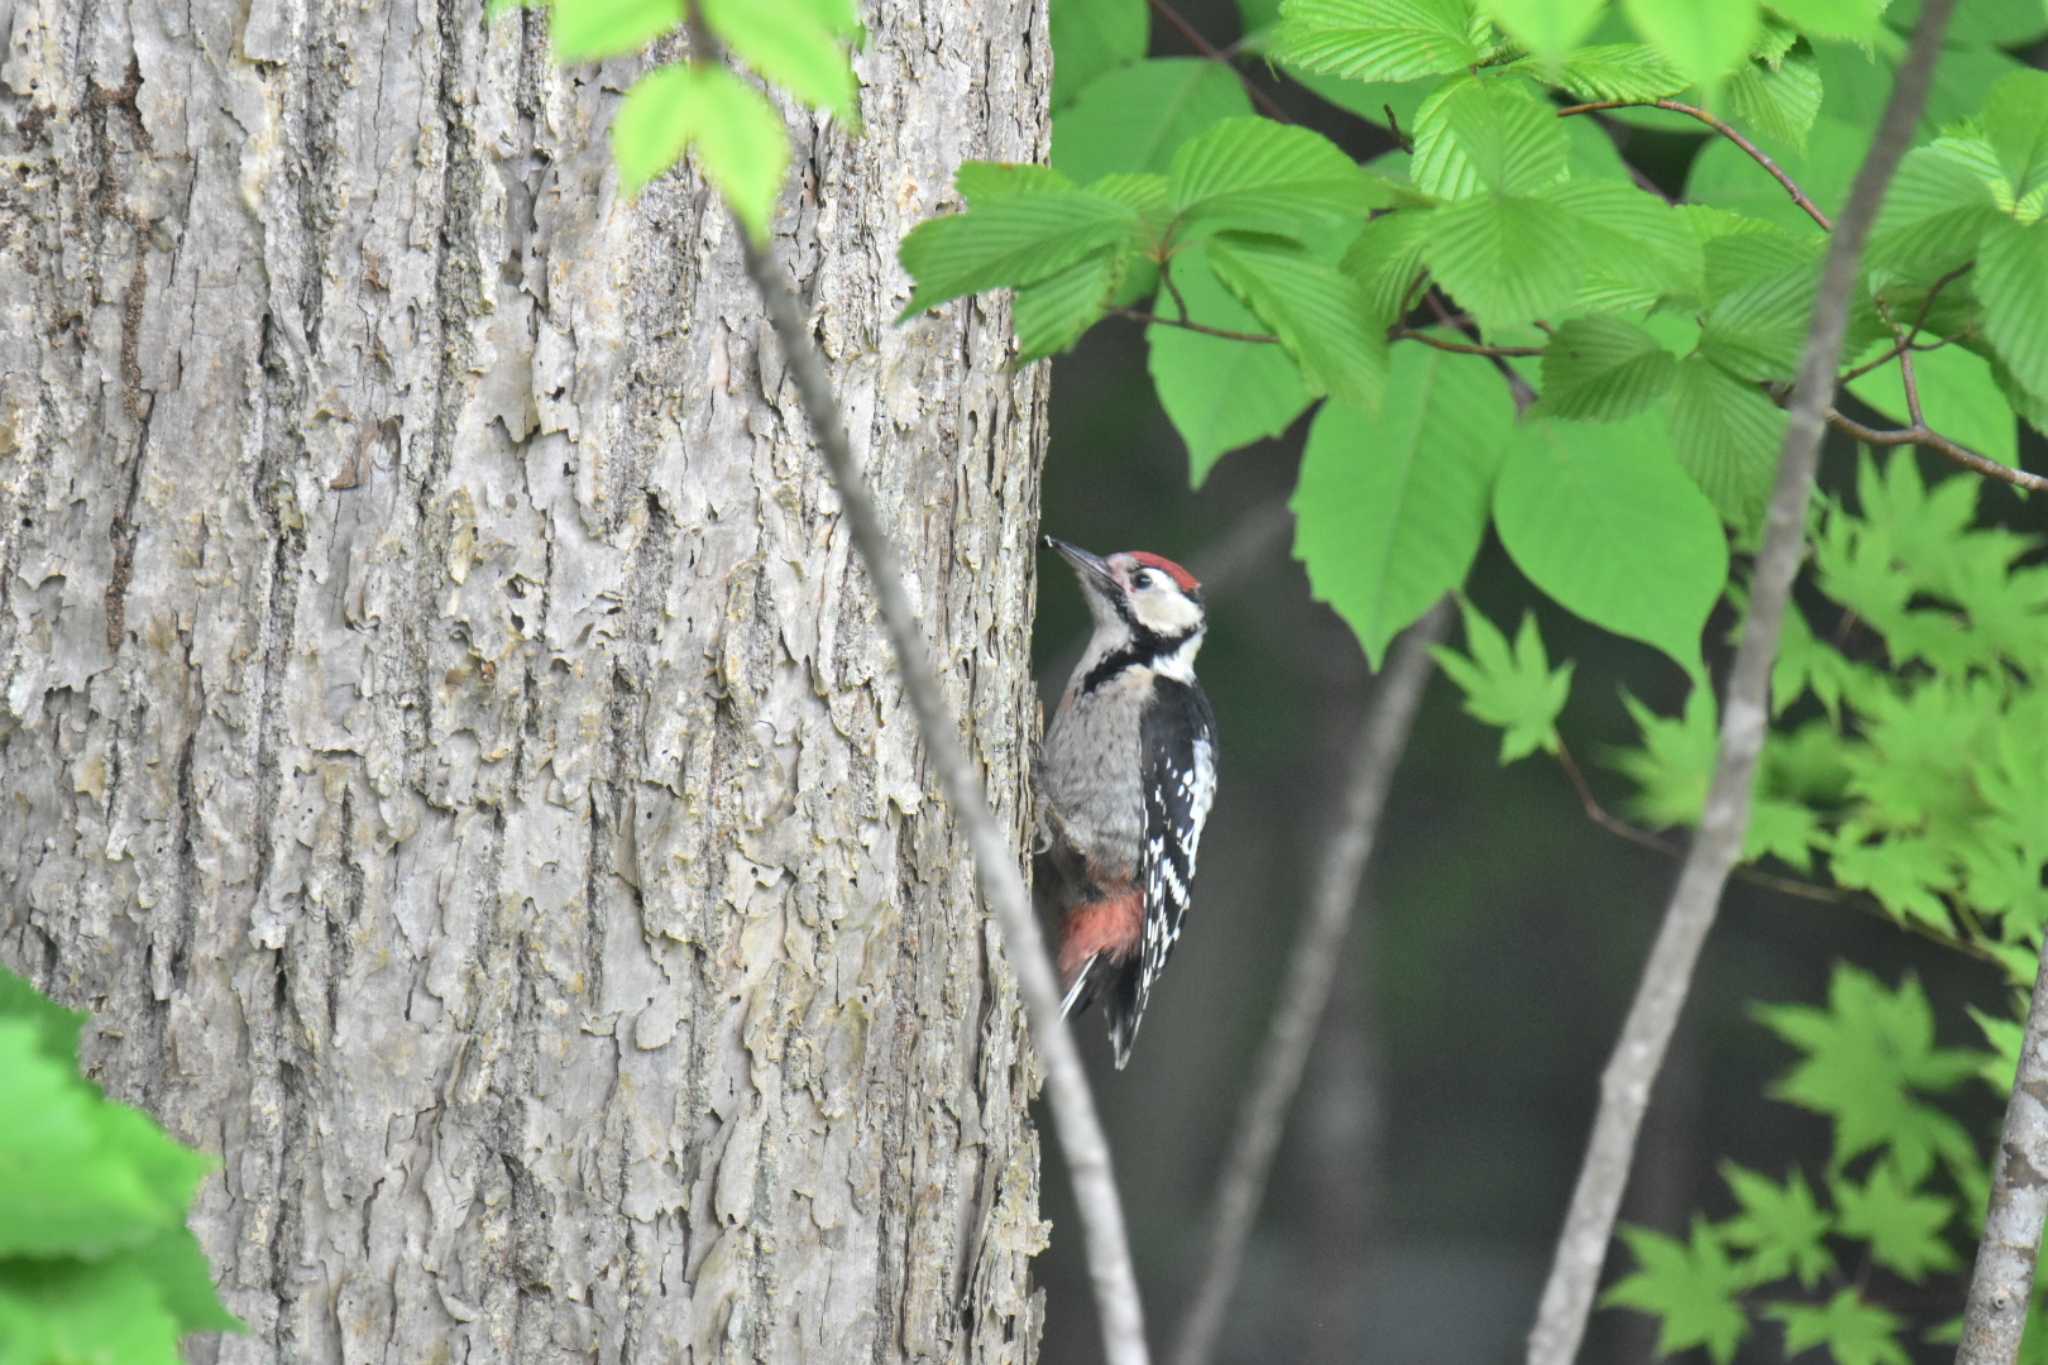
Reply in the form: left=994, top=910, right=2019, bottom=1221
left=1035, top=535, right=1218, bottom=1069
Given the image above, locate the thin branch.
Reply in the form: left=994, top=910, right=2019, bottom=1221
left=1823, top=410, right=2048, bottom=493
left=1839, top=264, right=1972, bottom=382
left=1144, top=0, right=1292, bottom=123
left=1161, top=261, right=1193, bottom=326
left=737, top=234, right=1151, bottom=1365
left=1556, top=99, right=1835, bottom=231
left=1525, top=7, right=1957, bottom=1364
left=1114, top=307, right=1278, bottom=344
left=1171, top=603, right=1449, bottom=1365
left=1390, top=326, right=1547, bottom=358
left=1957, top=944, right=2048, bottom=1365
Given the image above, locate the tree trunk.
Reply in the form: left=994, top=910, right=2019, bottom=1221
left=0, top=1, right=1052, bottom=1359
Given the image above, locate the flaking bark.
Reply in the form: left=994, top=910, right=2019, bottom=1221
left=0, top=1, right=1053, bottom=1359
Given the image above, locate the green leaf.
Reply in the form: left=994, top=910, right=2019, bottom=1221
left=548, top=0, right=682, bottom=62
left=1537, top=316, right=1678, bottom=421
left=613, top=64, right=789, bottom=241
left=1981, top=68, right=2048, bottom=216
left=119, top=1226, right=245, bottom=1335
left=1293, top=346, right=1515, bottom=665
left=1477, top=0, right=1600, bottom=60
left=0, top=1258, right=185, bottom=1365
left=1511, top=43, right=1691, bottom=102
left=1669, top=354, right=1784, bottom=532
left=1890, top=0, right=2048, bottom=46
left=1344, top=208, right=1433, bottom=321
left=1832, top=1164, right=1960, bottom=1282
left=1013, top=250, right=1124, bottom=362
left=1411, top=77, right=1567, bottom=201
left=1271, top=0, right=1488, bottom=82
left=1602, top=1221, right=1750, bottom=1365
left=1429, top=602, right=1573, bottom=764
left=1979, top=217, right=2048, bottom=402
left=1051, top=0, right=1148, bottom=108
left=1622, top=0, right=1759, bottom=90
left=1206, top=236, right=1389, bottom=410
left=0, top=965, right=86, bottom=1067
left=1721, top=1164, right=1835, bottom=1290
left=1548, top=179, right=1705, bottom=300
left=1723, top=47, right=1822, bottom=153
left=1971, top=1005, right=2024, bottom=1094
left=1052, top=60, right=1254, bottom=185
left=1167, top=117, right=1375, bottom=244
left=701, top=0, right=857, bottom=119
left=898, top=185, right=1140, bottom=318
left=1150, top=246, right=1316, bottom=480
left=1766, top=0, right=1886, bottom=41
left=1606, top=685, right=1717, bottom=828
left=1423, top=192, right=1585, bottom=327
left=1867, top=137, right=2007, bottom=282
left=1493, top=415, right=1729, bottom=675
left=1846, top=345, right=2019, bottom=471
left=1766, top=1290, right=1910, bottom=1365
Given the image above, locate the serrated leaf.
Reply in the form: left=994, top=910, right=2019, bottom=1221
left=1051, top=0, right=1148, bottom=108
left=1052, top=59, right=1254, bottom=185
left=1699, top=236, right=1820, bottom=381
left=1867, top=138, right=2007, bottom=281
left=1981, top=68, right=2048, bottom=214
left=1167, top=117, right=1375, bottom=243
left=1343, top=209, right=1433, bottom=321
left=1271, top=0, right=1487, bottom=82
left=1832, top=1165, right=1960, bottom=1282
left=1411, top=77, right=1567, bottom=201
left=1494, top=414, right=1729, bottom=675
left=1429, top=602, right=1573, bottom=763
left=1150, top=246, right=1316, bottom=480
left=1512, top=43, right=1691, bottom=102
left=1723, top=47, right=1822, bottom=153
left=1012, top=251, right=1122, bottom=362
left=1722, top=1164, right=1835, bottom=1290
left=701, top=0, right=857, bottom=119
left=1423, top=192, right=1585, bottom=327
left=1538, top=316, right=1678, bottom=420
left=1477, top=0, right=1600, bottom=59
left=613, top=64, right=789, bottom=242
left=1602, top=1221, right=1750, bottom=1365
left=1293, top=346, right=1515, bottom=665
left=1622, top=0, right=1759, bottom=90
left=1766, top=1291, right=1909, bottom=1365
left=548, top=0, right=682, bottom=62
left=1606, top=684, right=1717, bottom=827
left=1549, top=179, right=1705, bottom=300
left=1979, top=217, right=2048, bottom=402
left=898, top=187, right=1140, bottom=318
left=1846, top=345, right=2019, bottom=470
left=1206, top=236, right=1389, bottom=410
left=1669, top=354, right=1783, bottom=533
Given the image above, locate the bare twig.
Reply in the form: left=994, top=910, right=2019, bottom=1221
left=1115, top=307, right=1279, bottom=344
left=1839, top=264, right=1972, bottom=382
left=1823, top=410, right=2048, bottom=493
left=1525, top=7, right=1958, bottom=1363
left=1171, top=603, right=1449, bottom=1365
left=1556, top=99, right=1835, bottom=231
left=1957, top=947, right=2048, bottom=1365
left=1390, top=326, right=1546, bottom=358
left=1144, top=0, right=1292, bottom=123
left=738, top=235, right=1151, bottom=1365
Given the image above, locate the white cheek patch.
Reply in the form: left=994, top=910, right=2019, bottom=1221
left=1134, top=591, right=1202, bottom=638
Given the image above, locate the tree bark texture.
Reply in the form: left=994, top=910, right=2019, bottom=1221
left=0, top=1, right=1052, bottom=1360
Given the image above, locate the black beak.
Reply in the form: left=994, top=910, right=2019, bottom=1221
left=1044, top=535, right=1117, bottom=595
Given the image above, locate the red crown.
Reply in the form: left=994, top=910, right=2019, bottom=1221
left=1127, top=551, right=1200, bottom=593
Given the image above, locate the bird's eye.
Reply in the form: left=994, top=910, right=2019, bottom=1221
left=1135, top=569, right=1157, bottom=590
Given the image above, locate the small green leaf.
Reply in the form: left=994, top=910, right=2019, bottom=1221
left=701, top=0, right=857, bottom=119
left=898, top=184, right=1140, bottom=318
left=1979, top=217, right=2048, bottom=401
left=1423, top=191, right=1585, bottom=328
left=1271, top=0, right=1488, bottom=82
left=1052, top=59, right=1253, bottom=185
left=1602, top=1221, right=1750, bottom=1365
left=1411, top=77, right=1567, bottom=201
left=1832, top=1164, right=1960, bottom=1282
left=1343, top=209, right=1433, bottom=322
left=1477, top=0, right=1600, bottom=60
left=1721, top=1164, right=1835, bottom=1290
left=548, top=0, right=683, bottom=62
left=1512, top=43, right=1691, bottom=102
left=1429, top=601, right=1574, bottom=764
left=1669, top=354, right=1783, bottom=533
left=1493, top=415, right=1729, bottom=675
left=1167, top=117, right=1374, bottom=244
left=1537, top=316, right=1678, bottom=421
left=1723, top=47, right=1822, bottom=153
left=1293, top=345, right=1515, bottom=665
left=1206, top=236, right=1389, bottom=410
left=1605, top=684, right=1717, bottom=828
left=1150, top=246, right=1315, bottom=480
left=1622, top=0, right=1759, bottom=90
left=0, top=965, right=87, bottom=1067
left=1051, top=0, right=1149, bottom=108
left=1766, top=1290, right=1910, bottom=1365
left=613, top=64, right=789, bottom=242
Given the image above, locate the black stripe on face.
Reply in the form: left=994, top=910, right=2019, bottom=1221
left=1080, top=626, right=1194, bottom=694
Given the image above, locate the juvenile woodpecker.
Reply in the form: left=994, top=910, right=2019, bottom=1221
left=1036, top=536, right=1218, bottom=1069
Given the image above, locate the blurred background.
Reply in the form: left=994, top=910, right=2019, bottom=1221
left=1025, top=6, right=2042, bottom=1359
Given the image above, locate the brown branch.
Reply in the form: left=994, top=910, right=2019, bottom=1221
left=1556, top=98, right=1834, bottom=231
left=1957, top=947, right=2048, bottom=1364
left=1170, top=604, right=1448, bottom=1365
left=1144, top=0, right=1292, bottom=123
left=1839, top=264, right=1972, bottom=382
left=1525, top=5, right=1957, bottom=1362
left=1823, top=410, right=2048, bottom=493
left=1114, top=307, right=1278, bottom=344
left=1390, top=326, right=1546, bottom=358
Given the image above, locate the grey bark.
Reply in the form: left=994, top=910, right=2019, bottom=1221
left=0, top=1, right=1054, bottom=1361
left=1523, top=3, right=1957, bottom=1361
left=1957, top=945, right=2048, bottom=1365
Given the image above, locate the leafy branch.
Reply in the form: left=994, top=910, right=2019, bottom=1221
left=1556, top=98, right=1835, bottom=231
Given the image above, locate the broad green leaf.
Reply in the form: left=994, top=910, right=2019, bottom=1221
left=1846, top=345, right=2019, bottom=470
left=548, top=0, right=682, bottom=62
left=1511, top=43, right=1690, bottom=102
left=1478, top=0, right=1600, bottom=59
left=613, top=64, right=789, bottom=242
left=1982, top=69, right=2048, bottom=215
left=1723, top=47, right=1822, bottom=153
left=1721, top=1165, right=1835, bottom=1290
left=1423, top=192, right=1584, bottom=327
left=1051, top=0, right=1148, bottom=108
left=1867, top=138, right=2007, bottom=281
left=1669, top=354, right=1783, bottom=532
left=956, top=162, right=1074, bottom=204
left=1411, top=77, right=1566, bottom=201
left=119, top=1226, right=245, bottom=1335
left=1766, top=1291, right=1910, bottom=1365
left=1494, top=415, right=1729, bottom=675
left=1343, top=208, right=1433, bottom=321
left=1150, top=246, right=1315, bottom=480
left=1428, top=602, right=1573, bottom=763
left=1602, top=1221, right=1749, bottom=1365
left=1549, top=179, right=1704, bottom=300
left=1013, top=250, right=1123, bottom=362
left=1766, top=0, right=1886, bottom=41
left=1539, top=317, right=1677, bottom=421
left=1271, top=0, right=1488, bottom=82
left=1832, top=1165, right=1960, bottom=1282
left=1167, top=117, right=1374, bottom=243
left=701, top=0, right=857, bottom=119
left=1979, top=217, right=2048, bottom=400
left=1053, top=60, right=1254, bottom=185
left=1293, top=346, right=1514, bottom=665
left=898, top=188, right=1140, bottom=317
left=1206, top=236, right=1389, bottom=410
left=1699, top=235, right=1820, bottom=381
left=0, top=1258, right=185, bottom=1365
left=1622, top=0, right=1759, bottom=89
left=1687, top=113, right=1865, bottom=234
